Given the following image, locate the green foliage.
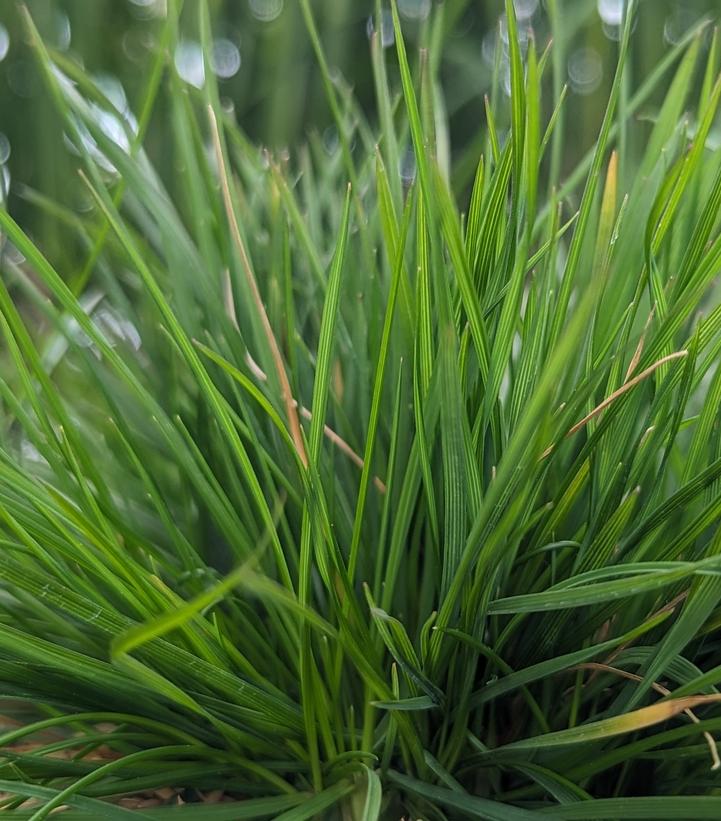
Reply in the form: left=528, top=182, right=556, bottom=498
left=2, top=0, right=721, bottom=817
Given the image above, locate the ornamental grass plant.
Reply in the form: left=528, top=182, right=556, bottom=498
left=2, top=0, right=721, bottom=817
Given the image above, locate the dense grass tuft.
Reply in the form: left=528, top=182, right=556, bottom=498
left=2, top=0, right=721, bottom=817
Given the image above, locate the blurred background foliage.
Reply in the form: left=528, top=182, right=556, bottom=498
left=1, top=0, right=720, bottom=273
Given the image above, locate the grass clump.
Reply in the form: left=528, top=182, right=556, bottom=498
left=2, top=0, right=721, bottom=817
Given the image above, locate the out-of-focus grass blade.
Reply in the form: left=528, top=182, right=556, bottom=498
left=548, top=0, right=636, bottom=348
